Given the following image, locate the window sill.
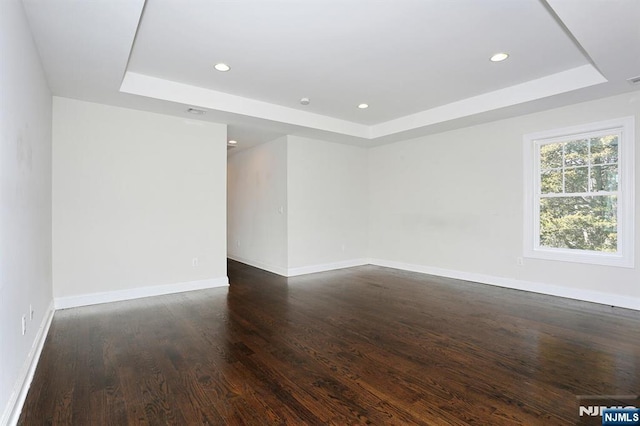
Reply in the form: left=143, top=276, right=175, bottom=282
left=524, top=247, right=634, bottom=268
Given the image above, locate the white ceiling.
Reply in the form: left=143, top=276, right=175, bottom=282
left=21, top=0, right=640, bottom=153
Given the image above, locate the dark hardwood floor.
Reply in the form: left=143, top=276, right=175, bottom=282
left=19, top=260, right=640, bottom=425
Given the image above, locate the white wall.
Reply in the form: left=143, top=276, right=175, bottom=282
left=369, top=91, right=640, bottom=307
left=227, top=137, right=288, bottom=275
left=0, top=1, right=53, bottom=423
left=226, top=135, right=368, bottom=276
left=53, top=98, right=228, bottom=306
left=287, top=136, right=368, bottom=273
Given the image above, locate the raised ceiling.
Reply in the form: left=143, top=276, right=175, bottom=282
left=22, top=0, right=640, bottom=151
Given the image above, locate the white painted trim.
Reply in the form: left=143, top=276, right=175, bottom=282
left=369, top=258, right=640, bottom=311
left=231, top=255, right=640, bottom=309
left=372, top=65, right=606, bottom=138
left=121, top=66, right=605, bottom=141
left=227, top=254, right=289, bottom=277
left=287, top=258, right=369, bottom=277
left=54, top=277, right=229, bottom=310
left=523, top=116, right=635, bottom=268
left=121, top=72, right=369, bottom=139
left=227, top=256, right=370, bottom=278
left=2, top=300, right=55, bottom=426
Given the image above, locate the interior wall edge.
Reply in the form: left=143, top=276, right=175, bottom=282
left=287, top=258, right=370, bottom=277
left=369, top=258, right=640, bottom=311
left=227, top=255, right=289, bottom=277
left=226, top=254, right=639, bottom=310
left=2, top=300, right=55, bottom=426
left=53, top=277, right=229, bottom=310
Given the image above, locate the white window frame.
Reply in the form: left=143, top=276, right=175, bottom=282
left=523, top=116, right=635, bottom=268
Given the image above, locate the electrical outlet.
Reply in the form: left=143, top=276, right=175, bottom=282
left=21, top=315, right=27, bottom=335
left=516, top=257, right=524, bottom=266
left=30, top=304, right=34, bottom=320
left=192, top=257, right=199, bottom=267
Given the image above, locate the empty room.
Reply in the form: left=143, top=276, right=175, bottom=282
left=2, top=0, right=640, bottom=425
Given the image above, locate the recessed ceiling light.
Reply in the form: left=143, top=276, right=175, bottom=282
left=490, top=52, right=509, bottom=62
left=214, top=63, right=231, bottom=72
left=358, top=103, right=369, bottom=109
left=228, top=140, right=237, bottom=145
left=187, top=107, right=205, bottom=115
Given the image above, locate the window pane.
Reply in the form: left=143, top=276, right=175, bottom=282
left=540, top=143, right=563, bottom=169
left=564, top=139, right=589, bottom=167
left=539, top=195, right=617, bottom=252
left=590, top=135, right=618, bottom=165
left=540, top=170, right=562, bottom=193
left=591, top=164, right=618, bottom=192
left=564, top=166, right=588, bottom=193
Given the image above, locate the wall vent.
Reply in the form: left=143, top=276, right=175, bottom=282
left=627, top=75, right=640, bottom=85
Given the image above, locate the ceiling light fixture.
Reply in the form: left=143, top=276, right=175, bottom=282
left=358, top=103, right=369, bottom=109
left=490, top=52, right=509, bottom=62
left=214, top=63, right=231, bottom=72
left=300, top=97, right=310, bottom=105
left=228, top=140, right=237, bottom=145
left=187, top=107, right=205, bottom=115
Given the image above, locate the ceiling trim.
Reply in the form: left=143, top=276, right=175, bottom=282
left=121, top=64, right=606, bottom=141
left=371, top=64, right=606, bottom=138
left=120, top=72, right=370, bottom=138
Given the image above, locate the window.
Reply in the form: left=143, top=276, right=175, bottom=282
left=524, top=117, right=635, bottom=267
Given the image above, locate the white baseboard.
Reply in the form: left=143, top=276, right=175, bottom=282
left=287, top=258, right=369, bottom=277
left=227, top=255, right=369, bottom=278
left=54, top=277, right=229, bottom=310
left=227, top=255, right=289, bottom=277
left=2, top=300, right=55, bottom=426
left=369, top=258, right=640, bottom=311
left=230, top=253, right=640, bottom=310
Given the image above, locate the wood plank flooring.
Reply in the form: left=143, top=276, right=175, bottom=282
left=19, top=260, right=640, bottom=425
